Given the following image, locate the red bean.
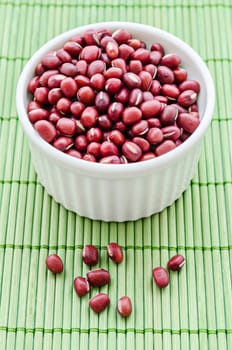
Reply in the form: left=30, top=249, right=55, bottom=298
left=123, top=72, right=141, bottom=89
left=100, top=141, right=119, bottom=157
left=64, top=41, right=82, bottom=57
left=152, top=267, right=169, bottom=288
left=86, top=127, right=102, bottom=142
left=87, top=142, right=101, bottom=157
left=81, top=107, right=98, bottom=128
left=161, top=53, right=181, bottom=68
left=74, top=277, right=90, bottom=297
left=70, top=101, right=85, bottom=117
left=98, top=115, right=112, bottom=130
left=132, top=137, right=150, bottom=152
left=150, top=80, right=161, bottom=96
left=82, top=153, right=97, bottom=163
left=122, top=106, right=142, bottom=125
left=56, top=97, right=72, bottom=114
left=99, top=155, right=121, bottom=164
left=115, top=87, right=130, bottom=104
left=76, top=60, right=88, bottom=75
left=160, top=105, right=178, bottom=126
left=41, top=52, right=61, bottom=69
left=45, top=254, right=63, bottom=273
left=106, top=41, right=119, bottom=59
left=140, top=100, right=161, bottom=118
left=80, top=45, right=100, bottom=62
left=144, top=64, right=157, bottom=78
left=53, top=136, right=74, bottom=151
left=56, top=48, right=72, bottom=63
left=74, top=74, right=90, bottom=87
left=117, top=296, right=132, bottom=317
left=179, top=80, right=200, bottom=93
left=89, top=293, right=110, bottom=313
left=28, top=76, right=40, bottom=94
left=143, top=91, right=154, bottom=102
left=122, top=141, right=142, bottom=162
left=147, top=118, right=161, bottom=128
left=149, top=50, right=162, bottom=65
left=150, top=42, right=165, bottom=56
left=114, top=121, right=127, bottom=133
left=162, top=125, right=181, bottom=141
left=27, top=100, right=42, bottom=112
left=28, top=108, right=49, bottom=123
left=87, top=60, right=106, bottom=77
left=87, top=268, right=110, bottom=287
left=157, top=65, right=175, bottom=84
left=47, top=74, right=66, bottom=89
left=173, top=67, right=187, bottom=83
left=35, top=63, right=45, bottom=76
left=84, top=29, right=100, bottom=45
left=82, top=244, right=99, bottom=266
left=66, top=148, right=82, bottom=158
left=161, top=84, right=180, bottom=100
left=119, top=44, right=134, bottom=61
left=48, top=88, right=63, bottom=105
left=111, top=58, right=127, bottom=73
left=34, top=87, right=49, bottom=104
left=95, top=91, right=110, bottom=113
left=167, top=254, right=185, bottom=271
left=146, top=127, right=163, bottom=144
left=105, top=78, right=122, bottom=94
left=107, top=242, right=123, bottom=263
left=56, top=118, right=77, bottom=137
left=60, top=77, right=77, bottom=98
left=77, top=86, right=95, bottom=105
left=34, top=120, right=57, bottom=142
left=90, top=73, right=105, bottom=91
left=139, top=71, right=152, bottom=91
left=129, top=60, right=143, bottom=74
left=140, top=152, right=156, bottom=161
left=107, top=102, right=124, bottom=122
left=59, top=62, right=77, bottom=77
left=155, top=140, right=176, bottom=156
left=108, top=130, right=125, bottom=145
left=128, top=38, right=144, bottom=50
left=129, top=88, right=143, bottom=106
left=74, top=135, right=88, bottom=152
left=178, top=90, right=197, bottom=107
left=131, top=48, right=150, bottom=64
left=112, top=28, right=132, bottom=43
left=177, top=112, right=200, bottom=133
left=104, top=67, right=123, bottom=79
left=131, top=120, right=149, bottom=136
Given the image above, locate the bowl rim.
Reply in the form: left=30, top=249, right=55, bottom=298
left=16, top=21, right=215, bottom=177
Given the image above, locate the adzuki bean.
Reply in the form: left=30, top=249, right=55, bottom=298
left=45, top=254, right=63, bottom=274
left=28, top=28, right=201, bottom=163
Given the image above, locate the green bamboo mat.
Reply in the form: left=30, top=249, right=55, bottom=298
left=0, top=0, right=232, bottom=349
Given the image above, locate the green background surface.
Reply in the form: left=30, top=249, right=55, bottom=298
left=0, top=1, right=232, bottom=349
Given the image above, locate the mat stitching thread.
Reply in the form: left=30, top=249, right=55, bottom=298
left=0, top=326, right=231, bottom=334
left=0, top=244, right=231, bottom=251
left=0, top=180, right=232, bottom=186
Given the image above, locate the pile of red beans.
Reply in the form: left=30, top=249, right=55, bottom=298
left=28, top=28, right=201, bottom=164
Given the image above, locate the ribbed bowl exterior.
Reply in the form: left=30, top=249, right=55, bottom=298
left=29, top=140, right=202, bottom=221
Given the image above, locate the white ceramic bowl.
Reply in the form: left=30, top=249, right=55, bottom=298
left=16, top=22, right=215, bottom=222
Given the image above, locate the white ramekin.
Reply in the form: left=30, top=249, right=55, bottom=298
left=16, top=22, right=215, bottom=222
